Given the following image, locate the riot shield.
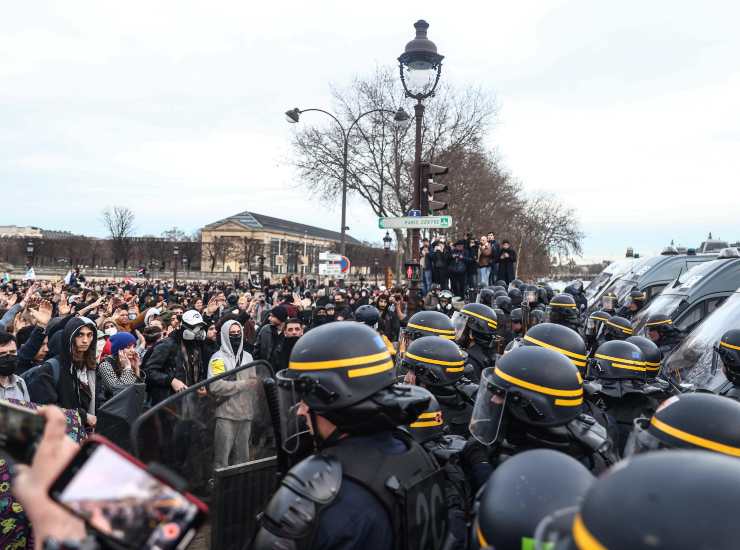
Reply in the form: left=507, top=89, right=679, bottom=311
left=130, top=360, right=277, bottom=501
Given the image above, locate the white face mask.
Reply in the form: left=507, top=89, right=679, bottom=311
left=105, top=327, right=118, bottom=337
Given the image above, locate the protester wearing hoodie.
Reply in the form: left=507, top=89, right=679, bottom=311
left=27, top=317, right=103, bottom=428
left=142, top=310, right=209, bottom=405
left=207, top=319, right=257, bottom=468
left=97, top=332, right=145, bottom=401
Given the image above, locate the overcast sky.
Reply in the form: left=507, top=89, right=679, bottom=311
left=3, top=1, right=739, bottom=262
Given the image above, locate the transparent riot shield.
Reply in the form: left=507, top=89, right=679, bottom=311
left=130, top=360, right=278, bottom=549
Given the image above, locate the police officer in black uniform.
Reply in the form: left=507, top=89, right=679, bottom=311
left=509, top=308, right=524, bottom=341
left=255, top=322, right=447, bottom=550
left=546, top=293, right=581, bottom=332
left=625, top=392, right=740, bottom=457
left=453, top=303, right=498, bottom=383
left=402, top=336, right=477, bottom=437
left=626, top=334, right=672, bottom=397
left=473, top=449, right=593, bottom=550
left=713, top=328, right=740, bottom=400
left=616, top=290, right=647, bottom=320
left=599, top=315, right=634, bottom=343
left=406, top=395, right=471, bottom=549
left=563, top=280, right=588, bottom=314
left=464, top=347, right=616, bottom=492
left=589, top=340, right=659, bottom=454
left=644, top=313, right=684, bottom=358
left=583, top=310, right=611, bottom=356
left=477, top=287, right=496, bottom=308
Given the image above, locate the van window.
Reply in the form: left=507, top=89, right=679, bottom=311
left=676, top=304, right=703, bottom=332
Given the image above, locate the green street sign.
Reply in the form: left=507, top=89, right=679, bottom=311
left=378, top=216, right=452, bottom=229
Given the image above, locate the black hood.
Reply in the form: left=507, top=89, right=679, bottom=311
left=60, top=316, right=98, bottom=365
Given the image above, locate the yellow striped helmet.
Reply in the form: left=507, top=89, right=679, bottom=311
left=402, top=336, right=468, bottom=387
left=286, top=322, right=395, bottom=412
left=475, top=347, right=584, bottom=432
left=521, top=323, right=589, bottom=377
left=592, top=340, right=646, bottom=382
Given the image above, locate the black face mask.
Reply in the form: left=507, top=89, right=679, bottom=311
left=0, top=354, right=18, bottom=376
left=229, top=335, right=243, bottom=351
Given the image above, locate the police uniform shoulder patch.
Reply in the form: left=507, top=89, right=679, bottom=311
left=210, top=358, right=226, bottom=375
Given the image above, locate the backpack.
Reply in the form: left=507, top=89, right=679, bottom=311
left=22, top=356, right=62, bottom=391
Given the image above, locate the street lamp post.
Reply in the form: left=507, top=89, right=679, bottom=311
left=398, top=19, right=444, bottom=311
left=286, top=106, right=409, bottom=256
left=173, top=245, right=179, bottom=286
left=383, top=231, right=393, bottom=289
left=374, top=258, right=379, bottom=287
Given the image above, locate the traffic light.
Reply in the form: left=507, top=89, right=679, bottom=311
left=420, top=162, right=449, bottom=215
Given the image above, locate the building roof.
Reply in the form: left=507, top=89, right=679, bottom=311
left=204, top=211, right=362, bottom=245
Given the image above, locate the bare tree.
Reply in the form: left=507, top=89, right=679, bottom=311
left=203, top=236, right=233, bottom=273
left=289, top=66, right=496, bottom=273
left=102, top=206, right=135, bottom=268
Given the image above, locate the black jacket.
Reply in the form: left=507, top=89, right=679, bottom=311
left=253, top=323, right=283, bottom=367
left=142, top=333, right=208, bottom=405
left=27, top=317, right=104, bottom=426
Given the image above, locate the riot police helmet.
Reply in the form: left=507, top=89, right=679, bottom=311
left=478, top=287, right=496, bottom=307
left=489, top=285, right=506, bottom=294
left=495, top=295, right=513, bottom=315
left=354, top=304, right=380, bottom=328
left=401, top=335, right=468, bottom=387
left=453, top=303, right=498, bottom=347
left=475, top=449, right=593, bottom=550
left=277, top=323, right=429, bottom=438
left=601, top=291, right=617, bottom=312
left=493, top=289, right=508, bottom=300
left=603, top=315, right=634, bottom=341
left=644, top=313, right=674, bottom=337
left=545, top=294, right=579, bottom=328
left=404, top=310, right=456, bottom=341
left=536, top=451, right=740, bottom=549
left=529, top=309, right=545, bottom=327
left=510, top=308, right=523, bottom=324
left=508, top=287, right=523, bottom=307
left=406, top=392, right=446, bottom=444
left=717, top=328, right=740, bottom=383
left=629, top=290, right=647, bottom=307
left=626, top=335, right=662, bottom=380
left=592, top=340, right=646, bottom=382
left=625, top=392, right=740, bottom=457
left=470, top=347, right=584, bottom=444
left=521, top=323, right=589, bottom=377
left=511, top=278, right=525, bottom=290
left=584, top=310, right=611, bottom=339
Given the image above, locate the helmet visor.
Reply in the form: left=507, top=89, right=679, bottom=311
left=532, top=506, right=579, bottom=550
left=623, top=417, right=663, bottom=457
left=525, top=289, right=538, bottom=305
left=601, top=294, right=616, bottom=310
left=452, top=311, right=468, bottom=341
left=469, top=368, right=507, bottom=445
left=275, top=370, right=312, bottom=455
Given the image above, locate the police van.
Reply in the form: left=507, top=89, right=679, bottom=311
left=609, top=251, right=717, bottom=309
left=632, top=248, right=740, bottom=335
left=585, top=257, right=639, bottom=311
left=664, top=286, right=740, bottom=390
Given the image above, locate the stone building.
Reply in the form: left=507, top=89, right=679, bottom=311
left=200, top=211, right=360, bottom=279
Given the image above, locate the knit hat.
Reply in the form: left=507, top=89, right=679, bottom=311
left=110, top=332, right=136, bottom=355
left=270, top=305, right=288, bottom=323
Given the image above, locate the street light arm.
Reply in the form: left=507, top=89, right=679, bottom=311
left=346, top=108, right=398, bottom=135
left=296, top=108, right=347, bottom=137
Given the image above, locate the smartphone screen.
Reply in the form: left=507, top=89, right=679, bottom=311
left=51, top=439, right=205, bottom=549
left=0, top=400, right=45, bottom=464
